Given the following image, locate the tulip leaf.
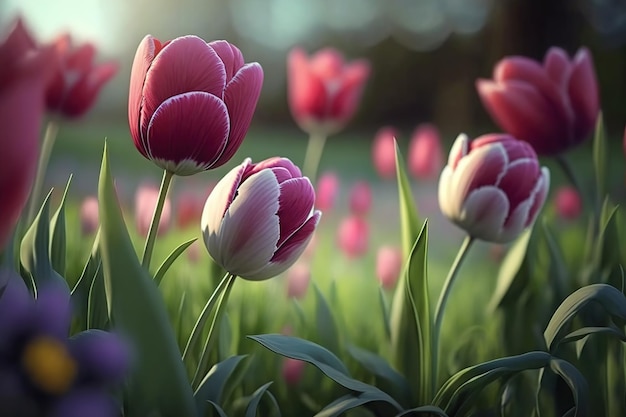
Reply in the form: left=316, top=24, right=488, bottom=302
left=394, top=405, right=449, bottom=417
left=315, top=391, right=401, bottom=417
left=154, top=238, right=197, bottom=286
left=71, top=230, right=101, bottom=332
left=389, top=220, right=431, bottom=403
left=544, top=283, right=626, bottom=353
left=394, top=140, right=420, bottom=258
left=249, top=334, right=403, bottom=411
left=98, top=143, right=196, bottom=417
left=244, top=382, right=276, bottom=417
left=559, top=325, right=626, bottom=346
left=592, top=112, right=607, bottom=207
left=540, top=220, right=569, bottom=301
left=206, top=401, right=228, bottom=417
left=49, top=175, right=71, bottom=277
left=86, top=262, right=108, bottom=330
left=379, top=286, right=391, bottom=340
left=314, top=283, right=340, bottom=355
left=549, top=358, right=589, bottom=417
left=194, top=354, right=248, bottom=416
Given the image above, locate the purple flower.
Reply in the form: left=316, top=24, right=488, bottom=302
left=0, top=268, right=129, bottom=417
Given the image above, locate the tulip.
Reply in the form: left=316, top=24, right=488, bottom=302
left=79, top=196, right=99, bottom=235
left=349, top=181, right=372, bottom=217
left=201, top=157, right=321, bottom=281
left=286, top=262, right=310, bottom=299
left=135, top=183, right=172, bottom=237
left=315, top=171, right=340, bottom=212
left=176, top=188, right=211, bottom=229
left=376, top=246, right=403, bottom=290
left=554, top=185, right=582, bottom=220
left=0, top=18, right=56, bottom=251
left=129, top=35, right=263, bottom=176
left=438, top=133, right=550, bottom=243
left=287, top=47, right=370, bottom=136
left=282, top=357, right=305, bottom=386
left=337, top=215, right=369, bottom=259
left=408, top=123, right=443, bottom=180
left=372, top=126, right=398, bottom=179
left=46, top=34, right=118, bottom=118
left=476, top=47, right=599, bottom=155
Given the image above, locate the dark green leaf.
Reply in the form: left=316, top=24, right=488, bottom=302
left=71, top=230, right=101, bottom=332
left=314, top=283, right=340, bottom=354
left=206, top=401, right=228, bottom=417
left=194, top=355, right=248, bottom=416
left=592, top=113, right=606, bottom=205
left=244, top=382, right=274, bottom=417
left=394, top=140, right=420, bottom=258
left=49, top=175, right=71, bottom=277
left=550, top=358, right=588, bottom=417
left=395, top=405, right=449, bottom=417
left=86, top=262, right=108, bottom=330
left=315, top=391, right=398, bottom=417
left=154, top=238, right=197, bottom=286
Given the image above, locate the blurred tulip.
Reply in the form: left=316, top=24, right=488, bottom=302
left=0, top=18, right=56, bottom=251
left=349, top=181, right=372, bottom=216
left=554, top=186, right=582, bottom=220
left=286, top=262, right=310, bottom=299
left=135, top=183, right=172, bottom=237
left=175, top=189, right=209, bottom=229
left=282, top=357, right=305, bottom=386
left=439, top=133, right=550, bottom=243
left=408, top=123, right=443, bottom=180
left=202, top=157, right=321, bottom=281
left=372, top=126, right=398, bottom=179
left=476, top=47, right=599, bottom=156
left=129, top=35, right=263, bottom=176
left=376, top=246, right=403, bottom=290
left=337, top=215, right=369, bottom=259
left=46, top=34, right=118, bottom=118
left=79, top=196, right=99, bottom=235
left=287, top=47, right=370, bottom=135
left=186, top=240, right=202, bottom=264
left=315, top=171, right=340, bottom=212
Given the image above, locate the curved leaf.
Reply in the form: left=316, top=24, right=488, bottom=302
left=206, top=401, right=228, bottom=417
left=394, top=140, right=420, bottom=258
left=154, top=238, right=197, bottom=286
left=244, top=382, right=276, bottom=417
left=49, top=175, right=72, bottom=277
left=194, top=355, right=248, bottom=415
left=550, top=358, right=589, bottom=417
left=314, top=283, right=340, bottom=354
left=315, top=391, right=398, bottom=417
left=395, top=405, right=449, bottom=417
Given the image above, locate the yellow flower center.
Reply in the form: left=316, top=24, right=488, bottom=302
left=21, top=336, right=77, bottom=395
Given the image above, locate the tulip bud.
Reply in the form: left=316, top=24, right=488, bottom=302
left=376, top=246, right=403, bottom=290
left=349, top=181, right=372, bottom=217
left=135, top=183, right=172, bottom=237
left=287, top=47, right=370, bottom=136
left=438, top=133, right=550, bottom=243
left=286, top=262, right=310, bottom=299
left=282, top=357, right=305, bottom=386
left=408, top=123, right=443, bottom=180
left=128, top=35, right=263, bottom=176
left=79, top=196, right=99, bottom=235
left=201, top=157, right=321, bottom=281
left=554, top=186, right=582, bottom=221
left=315, top=171, right=340, bottom=212
left=175, top=189, right=210, bottom=229
left=337, top=215, right=369, bottom=259
left=372, top=126, right=398, bottom=179
left=476, top=47, right=599, bottom=155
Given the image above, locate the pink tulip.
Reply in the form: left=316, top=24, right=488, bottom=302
left=175, top=189, right=209, bottom=229
left=129, top=35, right=263, bottom=176
left=476, top=47, right=599, bottom=156
left=376, top=246, right=403, bottom=290
left=286, top=262, right=310, bottom=299
left=372, top=126, right=398, bottom=179
left=337, top=215, right=369, bottom=259
left=282, top=357, right=305, bottom=386
left=45, top=34, right=118, bottom=118
left=554, top=186, right=582, bottom=220
left=438, top=133, right=550, bottom=243
left=79, top=196, right=99, bottom=235
left=0, top=18, right=56, bottom=251
left=135, top=183, right=172, bottom=237
left=349, top=181, right=372, bottom=217
left=287, top=47, right=370, bottom=135
left=408, top=123, right=443, bottom=180
left=315, top=171, right=340, bottom=212
left=201, top=157, right=321, bottom=281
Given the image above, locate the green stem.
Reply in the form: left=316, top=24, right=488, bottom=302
left=555, top=155, right=587, bottom=208
left=191, top=273, right=237, bottom=389
left=432, top=235, right=474, bottom=389
left=302, top=132, right=328, bottom=182
left=141, top=170, right=174, bottom=270
left=26, top=120, right=59, bottom=225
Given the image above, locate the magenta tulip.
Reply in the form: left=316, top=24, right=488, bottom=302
left=46, top=34, right=118, bottom=118
left=376, top=246, right=403, bottom=290
left=201, top=157, right=321, bottom=281
left=282, top=357, right=305, bottom=386
left=438, top=134, right=550, bottom=243
left=315, top=171, right=340, bottom=212
left=79, top=196, right=99, bottom=235
left=0, top=18, right=56, bottom=251
left=476, top=47, right=599, bottom=155
left=135, top=183, right=172, bottom=237
left=408, top=123, right=443, bottom=180
left=372, top=126, right=398, bottom=179
left=129, top=35, right=263, bottom=175
left=287, top=47, right=370, bottom=135
left=554, top=186, right=582, bottom=221
left=175, top=188, right=211, bottom=229
left=337, top=215, right=369, bottom=259
left=349, top=181, right=372, bottom=217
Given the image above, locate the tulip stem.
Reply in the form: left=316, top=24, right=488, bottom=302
left=191, top=272, right=237, bottom=389
left=141, top=169, right=174, bottom=270
left=303, top=132, right=328, bottom=182
left=555, top=155, right=586, bottom=206
left=432, top=235, right=474, bottom=388
left=26, top=120, right=60, bottom=225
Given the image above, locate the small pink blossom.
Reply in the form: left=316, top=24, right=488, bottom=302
left=554, top=186, right=582, bottom=220
left=376, top=246, right=403, bottom=290
left=315, top=171, right=340, bottom=212
left=175, top=189, right=209, bottom=229
left=337, top=215, right=369, bottom=259
left=286, top=262, right=310, bottom=299
left=349, top=181, right=372, bottom=216
left=408, top=123, right=443, bottom=180
left=282, top=357, right=305, bottom=386
left=134, top=183, right=172, bottom=237
left=79, top=196, right=99, bottom=235
left=372, top=126, right=398, bottom=179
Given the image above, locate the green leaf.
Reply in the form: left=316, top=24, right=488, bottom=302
left=49, top=175, right=71, bottom=277
left=71, top=230, right=101, bottom=332
left=389, top=221, right=431, bottom=403
left=560, top=325, right=626, bottom=346
left=592, top=112, right=607, bottom=206
left=249, top=334, right=402, bottom=411
left=394, top=140, right=420, bottom=258
left=206, top=401, right=228, bottom=417
left=315, top=391, right=398, bottom=417
left=154, top=238, right=197, bottom=286
left=194, top=355, right=248, bottom=416
left=544, top=283, right=626, bottom=352
left=541, top=220, right=569, bottom=300
left=244, top=382, right=275, bottom=417
left=550, top=358, right=589, bottom=417
left=395, top=405, right=449, bottom=417
left=379, top=286, right=391, bottom=340
left=314, top=283, right=340, bottom=354
left=218, top=312, right=233, bottom=360
left=86, top=263, right=108, bottom=330
left=98, top=143, right=195, bottom=417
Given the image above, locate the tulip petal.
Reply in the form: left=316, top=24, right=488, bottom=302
left=329, top=60, right=370, bottom=122
left=245, top=157, right=302, bottom=182
left=62, top=61, right=119, bottom=118
left=310, top=48, right=345, bottom=78
left=129, top=35, right=162, bottom=155
left=496, top=157, right=540, bottom=212
left=447, top=133, right=469, bottom=169
left=276, top=177, right=316, bottom=246
left=568, top=48, right=599, bottom=140
left=146, top=91, right=230, bottom=175
left=213, top=169, right=281, bottom=278
left=543, top=47, right=571, bottom=88
left=140, top=36, right=227, bottom=146
left=460, top=186, right=509, bottom=242
left=525, top=167, right=550, bottom=227
left=67, top=43, right=96, bottom=74
left=209, top=40, right=244, bottom=82
left=437, top=166, right=455, bottom=217
left=212, top=62, right=263, bottom=168
left=265, top=210, right=321, bottom=273
left=288, top=48, right=328, bottom=122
